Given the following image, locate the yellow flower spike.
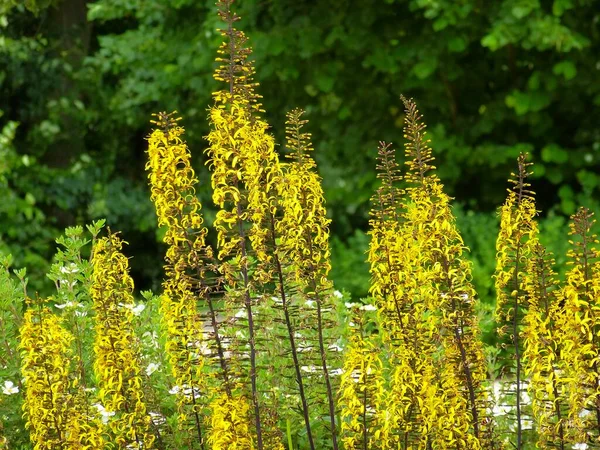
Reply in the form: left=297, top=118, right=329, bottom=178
left=213, top=0, right=263, bottom=112
left=522, top=242, right=570, bottom=449
left=207, top=393, right=255, bottom=450
left=146, top=111, right=255, bottom=449
left=338, top=313, right=382, bottom=450
left=20, top=304, right=103, bottom=449
left=90, top=233, right=155, bottom=449
left=494, top=153, right=539, bottom=448
left=206, top=95, right=272, bottom=448
left=368, top=98, right=489, bottom=449
left=277, top=108, right=341, bottom=448
left=558, top=207, right=600, bottom=444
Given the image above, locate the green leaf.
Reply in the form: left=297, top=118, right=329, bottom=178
left=412, top=58, right=438, bottom=80
left=541, top=144, right=569, bottom=164
left=552, top=60, right=577, bottom=80
left=448, top=36, right=467, bottom=53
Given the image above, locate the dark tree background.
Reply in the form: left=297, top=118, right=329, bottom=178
left=1, top=0, right=599, bottom=334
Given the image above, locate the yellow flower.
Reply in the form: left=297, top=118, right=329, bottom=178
left=20, top=304, right=102, bottom=449
left=91, top=233, right=154, bottom=448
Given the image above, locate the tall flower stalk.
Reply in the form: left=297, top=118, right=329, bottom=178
left=366, top=98, right=487, bottom=449
left=400, top=96, right=491, bottom=446
left=206, top=1, right=267, bottom=445
left=146, top=111, right=254, bottom=449
left=278, top=109, right=341, bottom=449
left=522, top=242, right=568, bottom=449
left=560, top=207, right=600, bottom=444
left=90, top=233, right=154, bottom=449
left=494, top=153, right=538, bottom=449
left=20, top=300, right=101, bottom=449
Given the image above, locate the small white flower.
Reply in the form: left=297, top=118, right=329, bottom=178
left=169, top=385, right=181, bottom=395
left=492, top=403, right=512, bottom=417
left=235, top=309, right=246, bottom=319
left=199, top=342, right=212, bottom=356
left=2, top=380, right=18, bottom=395
left=146, top=363, right=160, bottom=376
left=573, top=443, right=588, bottom=450
left=333, top=290, right=343, bottom=299
left=305, top=299, right=316, bottom=308
left=329, top=368, right=343, bottom=376
left=345, top=302, right=358, bottom=309
left=55, top=300, right=82, bottom=310
left=359, top=304, right=377, bottom=311
left=119, top=302, right=145, bottom=316
left=521, top=415, right=533, bottom=430
left=142, top=331, right=159, bottom=349
left=131, top=304, right=145, bottom=316
left=75, top=310, right=88, bottom=317
left=579, top=408, right=592, bottom=418
left=93, top=403, right=115, bottom=424
left=58, top=279, right=78, bottom=289
left=301, top=365, right=318, bottom=373
left=60, top=263, right=79, bottom=274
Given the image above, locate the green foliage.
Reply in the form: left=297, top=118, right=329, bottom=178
left=0, top=255, right=28, bottom=448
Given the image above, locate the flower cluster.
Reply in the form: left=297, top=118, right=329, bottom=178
left=90, top=233, right=154, bottom=448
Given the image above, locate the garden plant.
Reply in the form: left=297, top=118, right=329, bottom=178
left=1, top=1, right=600, bottom=450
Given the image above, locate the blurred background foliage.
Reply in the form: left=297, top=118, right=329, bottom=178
left=1, top=0, right=599, bottom=326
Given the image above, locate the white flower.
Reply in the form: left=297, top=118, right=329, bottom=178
left=359, top=304, right=377, bottom=311
left=93, top=403, right=115, bottom=424
left=301, top=365, right=318, bottom=373
left=573, top=443, right=588, bottom=450
left=169, top=385, right=201, bottom=399
left=305, top=299, right=316, bottom=308
left=2, top=380, right=18, bottom=395
left=345, top=302, right=358, bottom=309
left=579, top=408, right=592, bottom=418
left=75, top=310, right=88, bottom=317
left=118, top=302, right=145, bottom=316
left=235, top=309, right=246, bottom=319
left=60, top=263, right=79, bottom=274
left=55, top=300, right=83, bottom=310
left=199, top=342, right=212, bottom=356
left=58, top=279, right=78, bottom=289
left=142, top=331, right=159, bottom=349
left=146, top=363, right=160, bottom=376
left=333, top=290, right=343, bottom=299
left=492, top=403, right=512, bottom=417
left=131, top=304, right=145, bottom=316
left=329, top=368, right=343, bottom=376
